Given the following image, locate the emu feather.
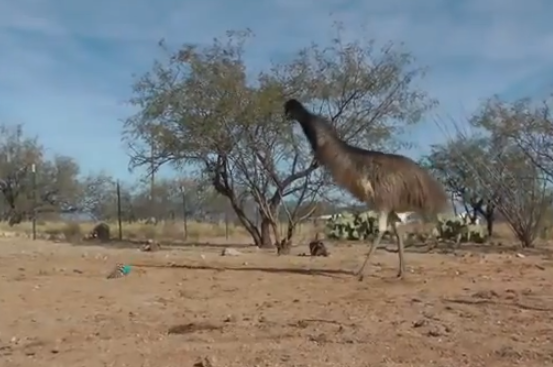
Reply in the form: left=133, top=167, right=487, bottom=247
left=284, top=98, right=449, bottom=279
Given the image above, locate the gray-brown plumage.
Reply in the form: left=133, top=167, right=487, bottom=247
left=284, top=99, right=449, bottom=279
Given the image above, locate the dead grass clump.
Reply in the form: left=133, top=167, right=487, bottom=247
left=62, top=222, right=82, bottom=242
left=43, top=227, right=63, bottom=237
left=491, top=223, right=516, bottom=239
left=137, top=224, right=157, bottom=240
left=0, top=219, right=319, bottom=243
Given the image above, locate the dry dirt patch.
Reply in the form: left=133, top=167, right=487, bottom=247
left=1, top=239, right=553, bottom=367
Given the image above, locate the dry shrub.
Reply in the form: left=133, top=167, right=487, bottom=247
left=126, top=231, right=138, bottom=240
left=90, top=222, right=111, bottom=242
left=491, top=222, right=519, bottom=240
left=137, top=224, right=157, bottom=240
left=160, top=221, right=183, bottom=239
left=44, top=227, right=62, bottom=238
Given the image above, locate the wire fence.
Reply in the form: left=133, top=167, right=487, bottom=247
left=19, top=178, right=324, bottom=242
left=0, top=162, right=327, bottom=242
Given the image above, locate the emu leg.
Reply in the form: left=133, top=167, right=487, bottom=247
left=391, top=220, right=406, bottom=279
left=355, top=231, right=384, bottom=280
left=454, top=232, right=462, bottom=249
left=355, top=211, right=388, bottom=281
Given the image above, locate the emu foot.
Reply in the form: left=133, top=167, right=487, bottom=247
left=354, top=267, right=368, bottom=281
left=350, top=269, right=362, bottom=281
left=396, top=268, right=406, bottom=279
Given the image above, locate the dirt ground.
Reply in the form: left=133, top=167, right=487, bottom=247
left=1, top=239, right=553, bottom=367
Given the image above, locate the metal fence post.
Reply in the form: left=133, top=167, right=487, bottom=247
left=116, top=181, right=123, bottom=240
left=31, top=163, right=37, bottom=240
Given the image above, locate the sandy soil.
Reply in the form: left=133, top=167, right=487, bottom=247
left=1, top=238, right=553, bottom=367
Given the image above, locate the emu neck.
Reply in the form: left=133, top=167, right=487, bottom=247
left=296, top=115, right=319, bottom=152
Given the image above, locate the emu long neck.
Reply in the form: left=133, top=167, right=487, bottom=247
left=295, top=113, right=370, bottom=202
left=296, top=113, right=337, bottom=153
left=298, top=120, right=319, bottom=152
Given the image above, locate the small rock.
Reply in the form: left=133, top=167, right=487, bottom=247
left=194, top=356, right=215, bottom=367
left=220, top=248, right=241, bottom=257
left=140, top=241, right=160, bottom=252
left=516, top=253, right=525, bottom=258
left=472, top=289, right=499, bottom=299
left=427, top=329, right=442, bottom=337
left=223, top=315, right=236, bottom=323
left=309, top=333, right=329, bottom=343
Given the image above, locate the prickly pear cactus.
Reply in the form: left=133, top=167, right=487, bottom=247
left=436, top=214, right=487, bottom=243
left=466, top=224, right=487, bottom=243
left=325, top=211, right=487, bottom=244
left=325, top=211, right=380, bottom=241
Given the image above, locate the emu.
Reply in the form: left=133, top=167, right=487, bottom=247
left=284, top=99, right=449, bottom=280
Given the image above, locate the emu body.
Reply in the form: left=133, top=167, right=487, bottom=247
left=285, top=99, right=449, bottom=279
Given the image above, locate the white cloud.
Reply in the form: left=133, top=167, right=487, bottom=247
left=0, top=0, right=552, bottom=176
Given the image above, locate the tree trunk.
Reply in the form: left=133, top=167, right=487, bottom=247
left=485, top=216, right=494, bottom=237
left=519, top=231, right=535, bottom=248
left=276, top=239, right=292, bottom=255
left=484, top=210, right=494, bottom=237
left=276, top=221, right=295, bottom=255
left=258, top=217, right=274, bottom=248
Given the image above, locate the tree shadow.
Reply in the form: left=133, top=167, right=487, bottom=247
left=379, top=241, right=553, bottom=257
left=70, top=239, right=255, bottom=250
left=443, top=297, right=553, bottom=312
left=135, top=262, right=354, bottom=278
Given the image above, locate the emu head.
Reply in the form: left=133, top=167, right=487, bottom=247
left=284, top=99, right=309, bottom=121
left=284, top=99, right=328, bottom=153
left=283, top=99, right=319, bottom=151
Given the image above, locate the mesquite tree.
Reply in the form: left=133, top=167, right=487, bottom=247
left=123, top=26, right=434, bottom=248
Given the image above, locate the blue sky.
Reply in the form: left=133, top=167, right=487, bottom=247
left=1, top=0, right=553, bottom=182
